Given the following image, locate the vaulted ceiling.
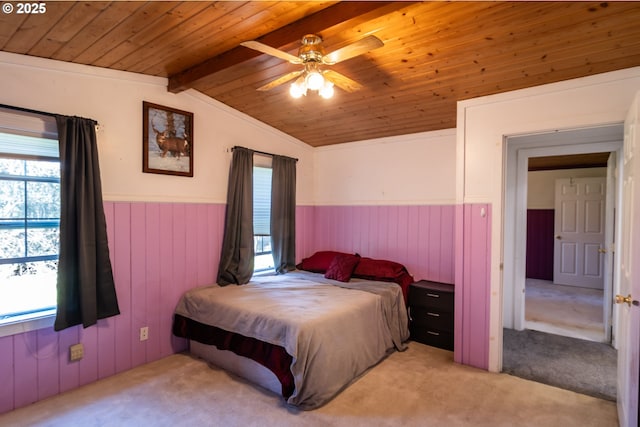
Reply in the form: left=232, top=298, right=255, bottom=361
left=2, top=1, right=640, bottom=147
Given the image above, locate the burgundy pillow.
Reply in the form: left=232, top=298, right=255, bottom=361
left=352, top=257, right=414, bottom=303
left=324, top=253, right=361, bottom=282
left=297, top=251, right=350, bottom=273
left=353, top=257, right=405, bottom=279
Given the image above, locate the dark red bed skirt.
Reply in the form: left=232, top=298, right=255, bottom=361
left=172, top=314, right=295, bottom=398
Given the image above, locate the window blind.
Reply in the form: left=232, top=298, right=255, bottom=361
left=0, top=107, right=58, bottom=158
left=253, top=166, right=272, bottom=236
left=0, top=132, right=58, bottom=158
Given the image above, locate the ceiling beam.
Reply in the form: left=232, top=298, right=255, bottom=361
left=167, top=1, right=409, bottom=93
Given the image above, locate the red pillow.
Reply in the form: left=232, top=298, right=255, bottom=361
left=352, top=257, right=414, bottom=302
left=324, top=253, right=361, bottom=282
left=297, top=251, right=351, bottom=273
left=353, top=257, right=405, bottom=279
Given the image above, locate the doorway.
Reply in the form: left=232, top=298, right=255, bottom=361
left=525, top=163, right=608, bottom=342
left=501, top=124, right=623, bottom=398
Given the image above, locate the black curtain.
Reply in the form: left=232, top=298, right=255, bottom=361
left=271, top=155, right=296, bottom=274
left=54, top=115, right=120, bottom=331
left=217, top=147, right=254, bottom=285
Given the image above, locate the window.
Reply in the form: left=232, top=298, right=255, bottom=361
left=253, top=165, right=274, bottom=272
left=0, top=109, right=59, bottom=332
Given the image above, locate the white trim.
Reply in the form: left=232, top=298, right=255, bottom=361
left=503, top=125, right=623, bottom=338
left=0, top=310, right=55, bottom=338
left=311, top=199, right=456, bottom=207
left=102, top=193, right=228, bottom=204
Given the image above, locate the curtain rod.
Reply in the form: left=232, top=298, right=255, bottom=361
left=0, top=103, right=57, bottom=118
left=0, top=104, right=99, bottom=125
left=232, top=145, right=298, bottom=162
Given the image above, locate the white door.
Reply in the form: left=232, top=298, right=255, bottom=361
left=603, top=153, right=616, bottom=343
left=553, top=177, right=606, bottom=288
left=617, top=91, right=640, bottom=427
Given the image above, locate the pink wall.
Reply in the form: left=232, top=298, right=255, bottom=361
left=308, top=205, right=456, bottom=284
left=0, top=202, right=319, bottom=414
left=310, top=203, right=491, bottom=370
left=454, top=204, right=491, bottom=369
left=0, top=202, right=224, bottom=414
left=0, top=202, right=462, bottom=414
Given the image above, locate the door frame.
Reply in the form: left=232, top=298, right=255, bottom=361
left=502, top=124, right=623, bottom=340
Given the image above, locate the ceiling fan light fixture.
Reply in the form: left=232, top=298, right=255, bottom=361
left=319, top=82, right=334, bottom=99
left=289, top=78, right=307, bottom=98
left=244, top=33, right=384, bottom=98
left=305, top=70, right=324, bottom=91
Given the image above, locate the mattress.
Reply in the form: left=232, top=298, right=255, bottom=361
left=173, top=270, right=409, bottom=409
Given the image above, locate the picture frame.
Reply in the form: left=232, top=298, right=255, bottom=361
left=143, top=101, right=193, bottom=177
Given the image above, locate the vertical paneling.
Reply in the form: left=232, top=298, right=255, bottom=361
left=145, top=203, right=162, bottom=363
left=295, top=205, right=315, bottom=261
left=57, top=326, right=79, bottom=393
left=170, top=203, right=188, bottom=354
left=99, top=201, right=117, bottom=379
left=130, top=203, right=148, bottom=367
left=158, top=203, right=176, bottom=358
left=455, top=203, right=491, bottom=370
left=0, top=201, right=226, bottom=415
left=113, top=202, right=132, bottom=374
left=13, top=331, right=37, bottom=408
left=196, top=204, right=210, bottom=285
left=311, top=205, right=456, bottom=284
left=78, top=318, right=98, bottom=386
left=0, top=336, right=14, bottom=413
left=439, top=207, right=456, bottom=284
left=2, top=200, right=459, bottom=415
left=36, top=327, right=59, bottom=401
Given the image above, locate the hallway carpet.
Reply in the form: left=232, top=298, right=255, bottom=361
left=525, top=279, right=604, bottom=342
left=503, top=328, right=617, bottom=401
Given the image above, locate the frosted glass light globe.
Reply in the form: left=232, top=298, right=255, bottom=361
left=289, top=81, right=306, bottom=98
left=319, top=83, right=334, bottom=99
left=305, top=71, right=324, bottom=91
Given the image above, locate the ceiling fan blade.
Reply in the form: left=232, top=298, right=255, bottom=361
left=322, top=35, right=384, bottom=65
left=322, top=70, right=363, bottom=93
left=240, top=40, right=302, bottom=64
left=257, top=70, right=304, bottom=91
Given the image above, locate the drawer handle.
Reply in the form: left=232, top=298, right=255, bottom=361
left=427, top=312, right=440, bottom=317
left=426, top=293, right=440, bottom=298
left=408, top=307, right=413, bottom=321
left=427, top=331, right=440, bottom=336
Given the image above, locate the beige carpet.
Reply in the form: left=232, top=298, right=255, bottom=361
left=0, top=342, right=617, bottom=427
left=525, top=279, right=605, bottom=342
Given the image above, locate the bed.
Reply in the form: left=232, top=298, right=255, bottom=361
left=172, top=252, right=411, bottom=410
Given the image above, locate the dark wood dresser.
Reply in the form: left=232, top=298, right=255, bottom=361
left=408, top=280, right=454, bottom=351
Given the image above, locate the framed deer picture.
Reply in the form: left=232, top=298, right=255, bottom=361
left=143, top=101, right=193, bottom=177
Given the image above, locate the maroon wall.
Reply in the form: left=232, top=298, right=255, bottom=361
left=526, top=209, right=554, bottom=281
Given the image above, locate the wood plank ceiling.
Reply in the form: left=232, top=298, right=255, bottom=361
left=1, top=1, right=640, bottom=147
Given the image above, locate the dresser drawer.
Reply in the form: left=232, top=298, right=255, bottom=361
left=408, top=281, right=454, bottom=311
left=409, top=306, right=453, bottom=332
left=409, top=326, right=454, bottom=351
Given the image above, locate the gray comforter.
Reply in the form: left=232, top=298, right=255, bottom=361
left=174, top=271, right=409, bottom=409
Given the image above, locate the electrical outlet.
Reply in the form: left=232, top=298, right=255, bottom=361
left=69, top=343, right=84, bottom=362
left=140, top=326, right=149, bottom=341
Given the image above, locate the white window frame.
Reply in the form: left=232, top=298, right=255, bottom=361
left=0, top=108, right=58, bottom=337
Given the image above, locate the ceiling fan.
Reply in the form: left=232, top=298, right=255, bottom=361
left=240, top=34, right=384, bottom=99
